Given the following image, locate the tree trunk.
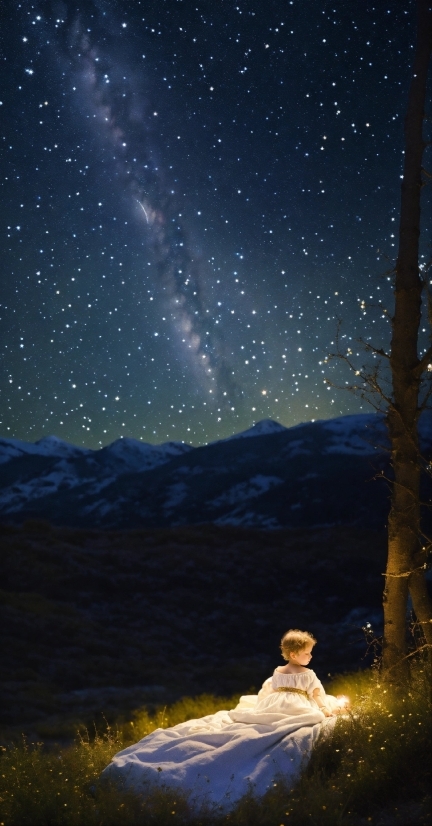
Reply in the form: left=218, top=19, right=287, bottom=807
left=382, top=0, right=432, bottom=681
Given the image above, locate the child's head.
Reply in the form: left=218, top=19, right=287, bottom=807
left=280, top=629, right=317, bottom=662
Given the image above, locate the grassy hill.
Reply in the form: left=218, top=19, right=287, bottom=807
left=1, top=522, right=430, bottom=824
left=0, top=671, right=430, bottom=825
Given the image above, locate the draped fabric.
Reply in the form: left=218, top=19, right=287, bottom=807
left=101, top=674, right=339, bottom=810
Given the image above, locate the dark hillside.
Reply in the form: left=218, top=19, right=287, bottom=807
left=1, top=522, right=387, bottom=740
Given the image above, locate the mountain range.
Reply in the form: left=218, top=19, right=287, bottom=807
left=1, top=413, right=431, bottom=530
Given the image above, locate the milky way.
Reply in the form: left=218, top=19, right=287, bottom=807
left=0, top=0, right=430, bottom=446
left=63, top=6, right=239, bottom=405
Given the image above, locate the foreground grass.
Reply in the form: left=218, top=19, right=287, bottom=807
left=0, top=671, right=430, bottom=825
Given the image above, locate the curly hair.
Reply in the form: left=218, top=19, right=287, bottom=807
left=280, top=629, right=317, bottom=662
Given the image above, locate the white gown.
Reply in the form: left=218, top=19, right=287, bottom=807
left=101, top=668, right=339, bottom=811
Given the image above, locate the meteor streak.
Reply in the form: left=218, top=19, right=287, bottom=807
left=137, top=200, right=150, bottom=224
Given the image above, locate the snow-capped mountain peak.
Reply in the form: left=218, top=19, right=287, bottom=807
left=101, top=437, right=193, bottom=471
left=0, top=435, right=90, bottom=464
left=33, top=435, right=92, bottom=458
left=226, top=419, right=288, bottom=441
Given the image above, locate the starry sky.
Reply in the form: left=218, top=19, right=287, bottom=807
left=1, top=0, right=430, bottom=448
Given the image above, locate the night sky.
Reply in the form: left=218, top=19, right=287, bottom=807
left=1, top=0, right=430, bottom=448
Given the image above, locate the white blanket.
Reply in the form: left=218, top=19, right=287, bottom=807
left=101, top=679, right=337, bottom=810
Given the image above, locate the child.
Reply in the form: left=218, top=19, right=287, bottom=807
left=102, top=628, right=344, bottom=808
left=270, top=628, right=344, bottom=716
